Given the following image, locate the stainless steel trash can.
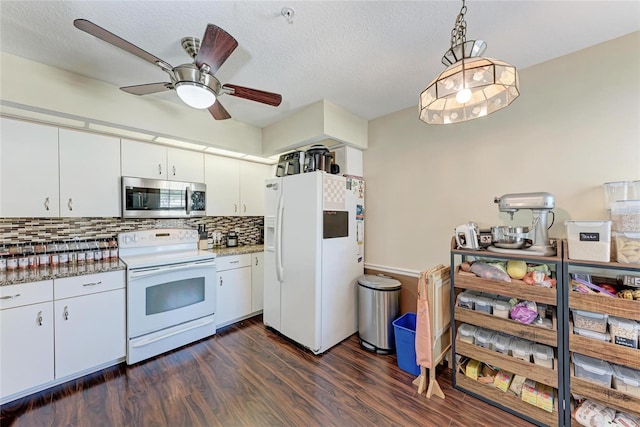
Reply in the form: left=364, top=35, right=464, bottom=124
left=357, top=274, right=401, bottom=354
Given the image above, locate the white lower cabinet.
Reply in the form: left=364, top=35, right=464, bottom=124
left=0, top=281, right=55, bottom=400
left=216, top=254, right=252, bottom=327
left=251, top=252, right=264, bottom=312
left=0, top=271, right=126, bottom=403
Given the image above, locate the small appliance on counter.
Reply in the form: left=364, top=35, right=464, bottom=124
left=226, top=230, right=239, bottom=247
left=488, top=192, right=557, bottom=256
left=304, top=145, right=333, bottom=173
left=455, top=222, right=480, bottom=250
left=275, top=151, right=305, bottom=177
left=198, top=225, right=208, bottom=250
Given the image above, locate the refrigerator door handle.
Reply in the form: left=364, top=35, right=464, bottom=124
left=275, top=191, right=284, bottom=282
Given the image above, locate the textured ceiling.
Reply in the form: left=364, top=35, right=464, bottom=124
left=1, top=1, right=638, bottom=128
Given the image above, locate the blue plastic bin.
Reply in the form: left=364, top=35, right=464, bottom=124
left=392, top=312, right=420, bottom=375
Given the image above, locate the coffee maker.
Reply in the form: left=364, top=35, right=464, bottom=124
left=487, top=192, right=557, bottom=256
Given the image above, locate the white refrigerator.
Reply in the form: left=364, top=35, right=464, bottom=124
left=263, top=171, right=365, bottom=354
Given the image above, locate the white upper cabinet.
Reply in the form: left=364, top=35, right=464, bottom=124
left=58, top=129, right=121, bottom=217
left=121, top=139, right=204, bottom=183
left=0, top=118, right=60, bottom=217
left=240, top=162, right=272, bottom=216
left=204, top=155, right=241, bottom=216
left=167, top=147, right=204, bottom=183
left=205, top=155, right=272, bottom=216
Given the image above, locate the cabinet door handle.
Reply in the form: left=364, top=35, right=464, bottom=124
left=44, top=197, right=50, bottom=211
left=243, top=204, right=246, bottom=213
left=172, top=166, right=176, bottom=176
left=230, top=260, right=239, bottom=264
left=158, top=164, right=162, bottom=175
left=234, top=204, right=238, bottom=213
left=0, top=293, right=21, bottom=300
left=36, top=310, right=43, bottom=326
left=219, top=277, right=223, bottom=286
left=68, top=198, right=73, bottom=211
left=82, top=281, right=102, bottom=287
left=63, top=306, right=69, bottom=320
left=255, top=257, right=259, bottom=266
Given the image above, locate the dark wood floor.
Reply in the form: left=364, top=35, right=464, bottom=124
left=1, top=315, right=535, bottom=427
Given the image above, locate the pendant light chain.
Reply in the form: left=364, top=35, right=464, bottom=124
left=450, top=0, right=467, bottom=48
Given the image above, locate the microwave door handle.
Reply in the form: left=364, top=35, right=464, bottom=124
left=186, top=186, right=192, bottom=215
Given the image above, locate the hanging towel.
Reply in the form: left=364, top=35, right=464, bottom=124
left=415, top=269, right=434, bottom=368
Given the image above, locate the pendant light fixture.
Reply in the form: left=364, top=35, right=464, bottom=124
left=419, top=0, right=520, bottom=124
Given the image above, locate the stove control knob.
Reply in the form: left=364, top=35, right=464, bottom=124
left=132, top=234, right=139, bottom=243
left=122, top=236, right=130, bottom=245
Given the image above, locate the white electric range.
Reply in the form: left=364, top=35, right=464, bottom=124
left=118, top=228, right=216, bottom=365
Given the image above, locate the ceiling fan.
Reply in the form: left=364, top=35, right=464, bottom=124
left=73, top=19, right=282, bottom=120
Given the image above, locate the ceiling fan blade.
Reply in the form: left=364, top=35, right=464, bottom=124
left=223, top=84, right=282, bottom=106
left=74, top=19, right=172, bottom=69
left=208, top=101, right=231, bottom=120
left=195, top=24, right=238, bottom=74
left=120, top=82, right=174, bottom=95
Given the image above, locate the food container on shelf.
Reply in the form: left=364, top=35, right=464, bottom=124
left=475, top=328, right=495, bottom=350
left=611, top=364, right=640, bottom=397
left=572, top=353, right=613, bottom=387
left=631, top=180, right=640, bottom=200
left=492, top=299, right=511, bottom=319
left=603, top=181, right=629, bottom=218
left=614, top=232, right=640, bottom=264
left=532, top=343, right=554, bottom=369
left=457, top=291, right=476, bottom=310
left=492, top=333, right=512, bottom=355
left=572, top=309, right=608, bottom=334
left=510, top=338, right=533, bottom=362
left=607, top=316, right=639, bottom=349
left=565, top=220, right=612, bottom=262
left=611, top=200, right=640, bottom=232
left=474, top=296, right=493, bottom=314
left=573, top=326, right=611, bottom=342
left=457, top=323, right=477, bottom=344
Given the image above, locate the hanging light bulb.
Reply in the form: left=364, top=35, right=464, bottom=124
left=419, top=0, right=520, bottom=124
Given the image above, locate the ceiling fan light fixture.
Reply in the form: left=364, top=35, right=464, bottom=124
left=175, top=82, right=216, bottom=109
left=419, top=0, right=519, bottom=125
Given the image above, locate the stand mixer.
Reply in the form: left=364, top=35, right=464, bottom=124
left=487, top=192, right=557, bottom=256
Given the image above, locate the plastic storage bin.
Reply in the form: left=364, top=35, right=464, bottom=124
left=608, top=316, right=639, bottom=349
left=457, top=323, right=477, bottom=344
left=572, top=309, right=608, bottom=334
left=492, top=333, right=512, bottom=355
left=573, top=353, right=613, bottom=387
left=475, top=328, right=495, bottom=350
left=457, top=292, right=476, bottom=310
left=611, top=200, right=640, bottom=232
left=533, top=344, right=554, bottom=369
left=474, top=296, right=493, bottom=314
left=573, top=326, right=611, bottom=342
left=614, top=232, right=640, bottom=264
left=392, top=313, right=420, bottom=375
left=612, top=364, right=640, bottom=397
left=565, top=220, right=612, bottom=262
left=511, top=338, right=533, bottom=362
left=492, top=299, right=511, bottom=319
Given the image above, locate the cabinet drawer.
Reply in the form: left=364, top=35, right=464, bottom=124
left=216, top=254, right=251, bottom=271
left=0, top=280, right=53, bottom=310
left=54, top=270, right=125, bottom=300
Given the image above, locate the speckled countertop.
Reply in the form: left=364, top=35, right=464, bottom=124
left=0, top=245, right=264, bottom=287
left=209, top=244, right=264, bottom=257
left=0, top=259, right=126, bottom=287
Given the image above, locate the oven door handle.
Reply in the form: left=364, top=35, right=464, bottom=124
left=129, top=260, right=216, bottom=280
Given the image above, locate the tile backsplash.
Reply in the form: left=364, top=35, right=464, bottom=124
left=0, top=216, right=264, bottom=246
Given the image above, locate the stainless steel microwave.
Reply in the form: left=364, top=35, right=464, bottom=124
left=121, top=177, right=206, bottom=218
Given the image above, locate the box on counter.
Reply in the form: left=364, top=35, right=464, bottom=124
left=521, top=379, right=538, bottom=405
left=494, top=370, right=514, bottom=392
left=614, top=231, right=640, bottom=264
left=565, top=220, right=611, bottom=262
left=535, top=383, right=554, bottom=413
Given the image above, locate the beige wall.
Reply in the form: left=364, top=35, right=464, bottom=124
left=364, top=32, right=640, bottom=272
